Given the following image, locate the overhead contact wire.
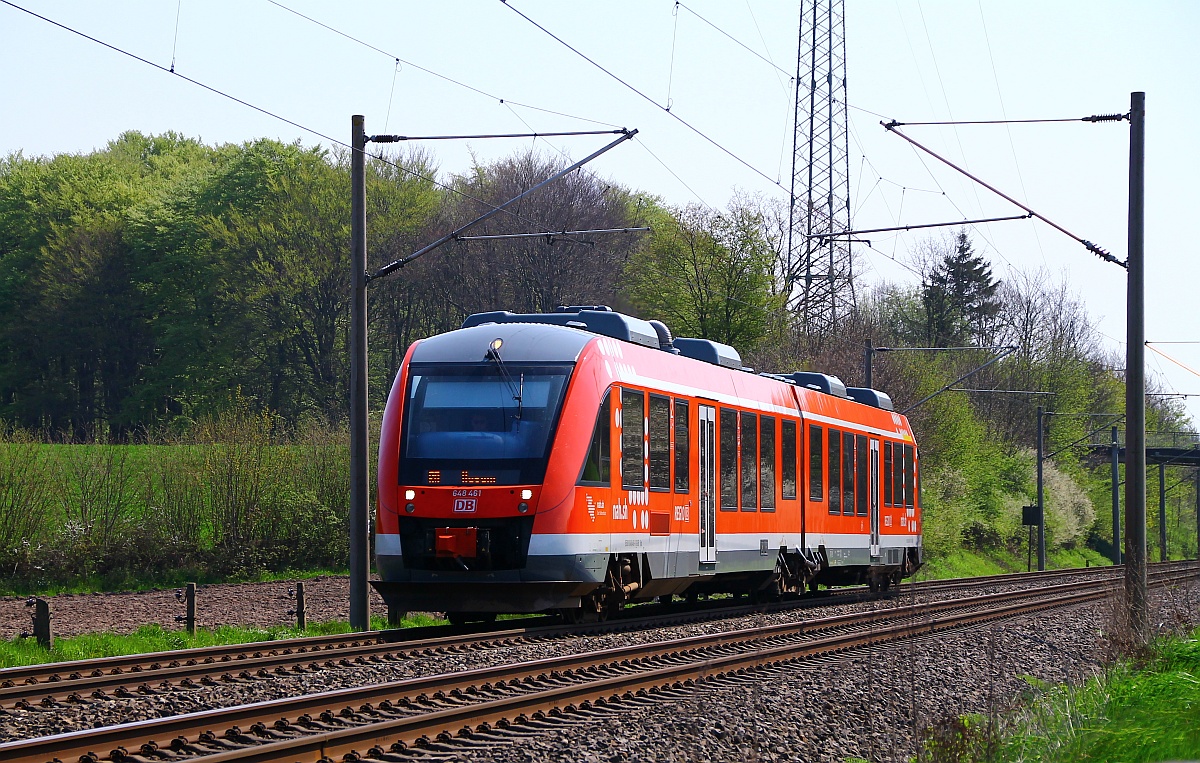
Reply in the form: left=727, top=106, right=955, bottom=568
left=883, top=121, right=1124, bottom=268
left=1146, top=344, right=1200, bottom=381
left=667, top=1, right=680, bottom=110
left=169, top=0, right=182, bottom=72
left=0, top=0, right=609, bottom=243
left=383, top=59, right=401, bottom=133
left=500, top=0, right=781, bottom=189
left=676, top=1, right=792, bottom=78
left=266, top=0, right=619, bottom=129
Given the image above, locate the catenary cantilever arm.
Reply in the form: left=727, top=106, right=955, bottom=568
left=370, top=129, right=638, bottom=282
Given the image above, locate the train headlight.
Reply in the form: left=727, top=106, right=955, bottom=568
left=518, top=502, right=529, bottom=513
left=520, top=489, right=533, bottom=500
left=405, top=503, right=415, bottom=513
left=404, top=489, right=416, bottom=500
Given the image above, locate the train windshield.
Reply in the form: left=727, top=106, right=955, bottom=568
left=400, top=363, right=572, bottom=486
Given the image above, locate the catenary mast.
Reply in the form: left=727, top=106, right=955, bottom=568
left=787, top=0, right=855, bottom=339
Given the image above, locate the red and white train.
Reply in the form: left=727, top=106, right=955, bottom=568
left=373, top=307, right=922, bottom=622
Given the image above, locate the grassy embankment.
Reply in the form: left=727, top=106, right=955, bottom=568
left=915, top=544, right=1114, bottom=580
left=923, top=629, right=1200, bottom=762
left=0, top=413, right=353, bottom=596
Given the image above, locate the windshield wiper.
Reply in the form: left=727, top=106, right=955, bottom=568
left=486, top=339, right=523, bottom=421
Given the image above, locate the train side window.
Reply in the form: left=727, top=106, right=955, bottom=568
left=842, top=430, right=855, bottom=516
left=649, top=394, right=671, bottom=491
left=579, top=391, right=611, bottom=485
left=621, top=388, right=645, bottom=490
left=893, top=441, right=905, bottom=508
left=915, top=448, right=922, bottom=509
left=720, top=408, right=739, bottom=511
left=740, top=411, right=758, bottom=512
left=883, top=442, right=893, bottom=506
left=760, top=415, right=776, bottom=511
left=781, top=419, right=797, bottom=500
left=904, top=444, right=915, bottom=508
left=809, top=425, right=824, bottom=502
left=855, top=433, right=868, bottom=516
left=827, top=428, right=841, bottom=514
left=673, top=398, right=690, bottom=493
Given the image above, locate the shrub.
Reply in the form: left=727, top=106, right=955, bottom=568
left=0, top=425, right=55, bottom=570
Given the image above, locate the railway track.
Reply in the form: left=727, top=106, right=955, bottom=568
left=4, top=562, right=1195, bottom=763
left=2, top=556, right=1171, bottom=705
left=1, top=561, right=1190, bottom=712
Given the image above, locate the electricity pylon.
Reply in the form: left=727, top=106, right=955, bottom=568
left=786, top=0, right=856, bottom=340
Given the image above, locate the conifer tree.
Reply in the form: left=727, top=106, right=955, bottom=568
left=920, top=230, right=1000, bottom=346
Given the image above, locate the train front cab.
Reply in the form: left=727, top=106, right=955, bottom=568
left=372, top=324, right=613, bottom=618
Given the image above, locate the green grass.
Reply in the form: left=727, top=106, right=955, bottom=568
left=3, top=567, right=351, bottom=598
left=0, top=613, right=446, bottom=669
left=916, top=545, right=1115, bottom=582
left=996, top=631, right=1200, bottom=762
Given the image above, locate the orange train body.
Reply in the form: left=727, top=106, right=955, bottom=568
left=373, top=308, right=922, bottom=619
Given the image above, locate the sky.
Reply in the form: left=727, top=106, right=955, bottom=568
left=2, top=0, right=1198, bottom=426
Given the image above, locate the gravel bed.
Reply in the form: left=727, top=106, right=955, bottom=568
left=0, top=567, right=1115, bottom=642
left=2, top=573, right=1197, bottom=758
left=458, top=580, right=1200, bottom=763
left=0, top=576, right=390, bottom=641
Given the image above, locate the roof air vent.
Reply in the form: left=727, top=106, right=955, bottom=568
left=462, top=308, right=659, bottom=349
left=674, top=338, right=743, bottom=369
left=788, top=372, right=848, bottom=398
left=555, top=305, right=612, bottom=313
left=846, top=387, right=895, bottom=411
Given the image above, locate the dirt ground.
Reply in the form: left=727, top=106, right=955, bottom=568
left=0, top=576, right=394, bottom=641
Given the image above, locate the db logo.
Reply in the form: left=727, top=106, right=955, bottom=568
left=453, top=499, right=477, bottom=513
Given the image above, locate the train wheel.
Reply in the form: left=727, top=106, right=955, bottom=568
left=557, top=608, right=584, bottom=625
left=768, top=561, right=787, bottom=601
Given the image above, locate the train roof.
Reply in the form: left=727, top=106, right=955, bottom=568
left=444, top=306, right=898, bottom=413
left=410, top=322, right=594, bottom=364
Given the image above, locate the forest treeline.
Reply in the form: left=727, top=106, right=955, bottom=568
left=0, top=131, right=1195, bottom=587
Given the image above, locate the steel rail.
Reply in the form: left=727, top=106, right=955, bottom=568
left=906, top=559, right=1196, bottom=592
left=0, top=588, right=895, bottom=705
left=191, top=585, right=1117, bottom=763
left=6, top=569, right=1194, bottom=763
left=4, top=560, right=1192, bottom=708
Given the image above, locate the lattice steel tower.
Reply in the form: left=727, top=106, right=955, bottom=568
left=787, top=0, right=855, bottom=338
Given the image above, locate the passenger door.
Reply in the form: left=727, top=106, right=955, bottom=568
left=869, top=438, right=881, bottom=558
left=699, top=404, right=717, bottom=563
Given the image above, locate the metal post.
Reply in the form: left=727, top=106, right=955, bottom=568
left=1036, top=406, right=1046, bottom=571
left=1159, top=464, right=1167, bottom=562
left=1195, top=468, right=1199, bottom=561
left=295, top=581, right=306, bottom=631
left=864, top=341, right=873, bottom=388
left=1111, top=426, right=1122, bottom=565
left=32, top=598, right=51, bottom=650
left=1124, top=91, right=1148, bottom=644
left=349, top=115, right=370, bottom=631
left=185, top=582, right=196, bottom=635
